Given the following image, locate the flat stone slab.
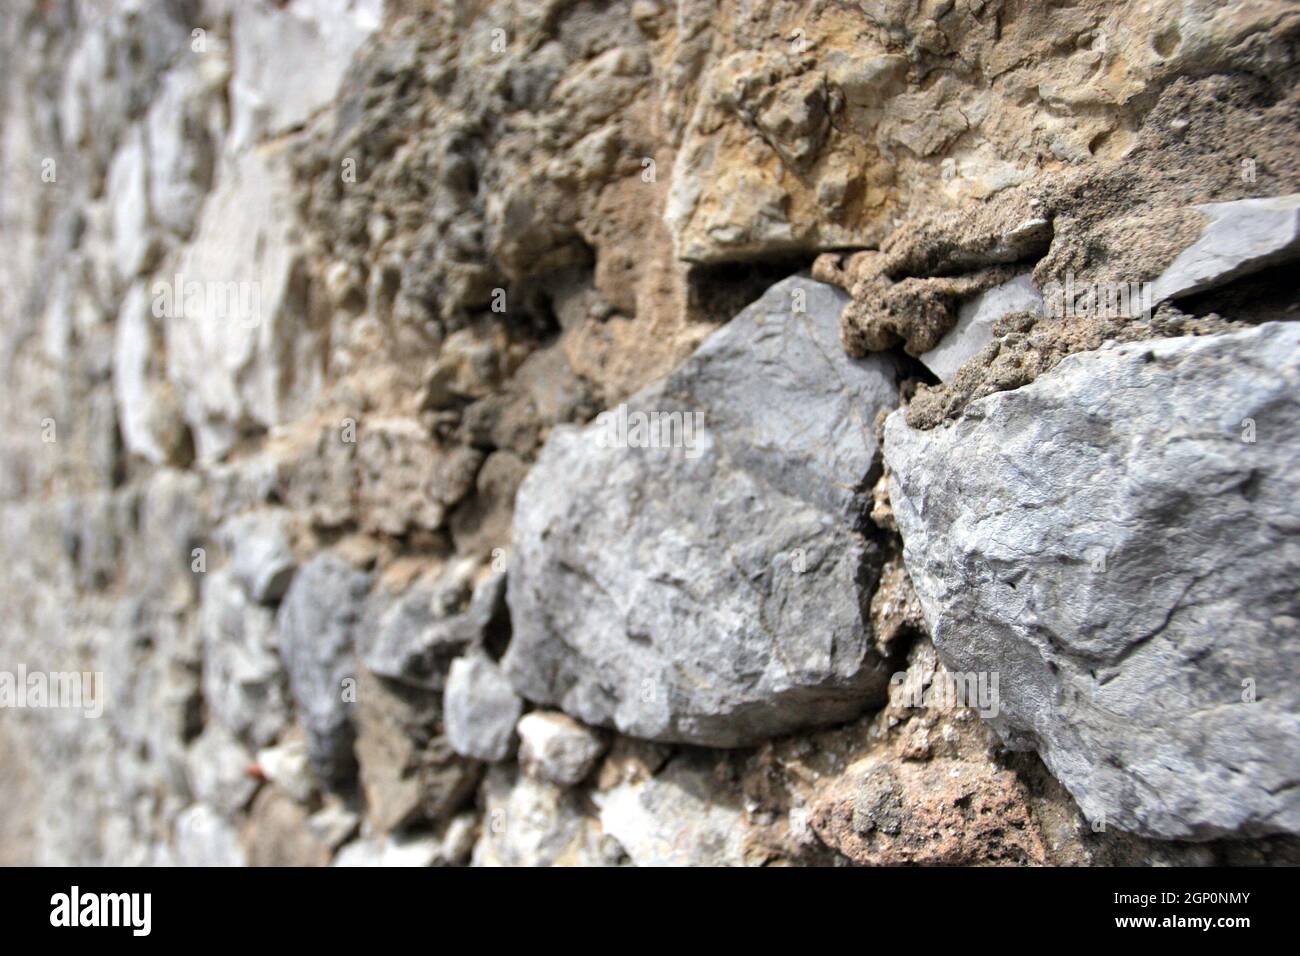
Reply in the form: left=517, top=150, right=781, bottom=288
left=1152, top=193, right=1300, bottom=303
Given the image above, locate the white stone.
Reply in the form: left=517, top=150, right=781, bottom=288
left=230, top=0, right=385, bottom=148
left=163, top=144, right=325, bottom=461
left=147, top=54, right=227, bottom=238
left=596, top=757, right=748, bottom=866
left=257, top=740, right=318, bottom=805
left=108, top=124, right=156, bottom=282
left=517, top=711, right=606, bottom=787
left=174, top=804, right=247, bottom=866
left=471, top=766, right=614, bottom=867
left=113, top=282, right=175, bottom=465
left=185, top=723, right=259, bottom=817
left=333, top=816, right=475, bottom=867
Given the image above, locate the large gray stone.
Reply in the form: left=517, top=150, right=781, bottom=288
left=884, top=323, right=1300, bottom=839
left=504, top=276, right=899, bottom=746
left=277, top=554, right=372, bottom=788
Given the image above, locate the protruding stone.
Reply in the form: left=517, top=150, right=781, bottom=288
left=504, top=276, right=899, bottom=746
left=884, top=322, right=1300, bottom=839
left=1152, top=194, right=1300, bottom=302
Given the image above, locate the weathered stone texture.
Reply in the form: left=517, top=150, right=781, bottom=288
left=504, top=277, right=899, bottom=746
left=2, top=0, right=1297, bottom=868
left=885, top=324, right=1300, bottom=839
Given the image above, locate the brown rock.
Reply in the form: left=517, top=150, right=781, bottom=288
left=353, top=670, right=480, bottom=832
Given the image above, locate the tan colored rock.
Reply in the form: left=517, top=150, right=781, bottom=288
left=353, top=670, right=480, bottom=832
left=242, top=789, right=332, bottom=867
left=810, top=758, right=1047, bottom=866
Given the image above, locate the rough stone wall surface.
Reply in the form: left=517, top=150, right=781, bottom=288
left=0, top=0, right=1296, bottom=866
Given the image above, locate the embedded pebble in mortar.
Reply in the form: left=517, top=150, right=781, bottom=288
left=919, top=272, right=1044, bottom=382
left=517, top=711, right=607, bottom=787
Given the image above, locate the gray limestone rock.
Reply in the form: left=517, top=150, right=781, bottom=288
left=218, top=510, right=297, bottom=605
left=919, top=272, right=1044, bottom=381
left=1152, top=194, right=1300, bottom=303
left=883, top=323, right=1300, bottom=839
left=504, top=276, right=899, bottom=746
left=276, top=554, right=372, bottom=789
left=360, top=565, right=507, bottom=690
left=444, top=654, right=524, bottom=763
left=198, top=569, right=289, bottom=748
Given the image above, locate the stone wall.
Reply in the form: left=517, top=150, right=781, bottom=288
left=0, top=0, right=1296, bottom=866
